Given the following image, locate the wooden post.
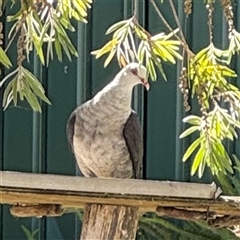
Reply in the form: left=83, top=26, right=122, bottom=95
left=80, top=204, right=139, bottom=240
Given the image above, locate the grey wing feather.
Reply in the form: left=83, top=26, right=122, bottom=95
left=123, top=111, right=143, bottom=179
left=66, top=111, right=76, bottom=152
left=66, top=108, right=97, bottom=177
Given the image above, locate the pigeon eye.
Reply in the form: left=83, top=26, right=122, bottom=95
left=131, top=68, right=138, bottom=76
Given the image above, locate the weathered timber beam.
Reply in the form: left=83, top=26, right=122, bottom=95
left=0, top=171, right=220, bottom=199
left=1, top=171, right=240, bottom=218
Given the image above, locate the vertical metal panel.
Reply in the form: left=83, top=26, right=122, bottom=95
left=90, top=0, right=124, bottom=96
left=31, top=53, right=46, bottom=240
left=45, top=34, right=79, bottom=240
left=146, top=1, right=178, bottom=180
left=77, top=22, right=92, bottom=106
left=174, top=0, right=187, bottom=182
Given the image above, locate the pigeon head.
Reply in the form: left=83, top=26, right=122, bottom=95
left=118, top=63, right=150, bottom=90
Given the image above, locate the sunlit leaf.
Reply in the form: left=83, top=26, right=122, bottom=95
left=182, top=115, right=201, bottom=125
left=104, top=48, right=116, bottom=67
left=191, top=144, right=205, bottom=176
left=22, top=68, right=51, bottom=105
left=3, top=79, right=14, bottom=108
left=179, top=126, right=199, bottom=138
left=106, top=19, right=130, bottom=35
left=54, top=38, right=63, bottom=62
left=92, top=39, right=118, bottom=59
left=0, top=47, right=12, bottom=68
left=12, top=78, right=18, bottom=106
left=24, top=84, right=42, bottom=112
left=147, top=58, right=157, bottom=80
left=182, top=137, right=202, bottom=162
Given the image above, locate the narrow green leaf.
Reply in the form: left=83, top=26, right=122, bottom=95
left=105, top=19, right=129, bottom=35
left=0, top=68, right=18, bottom=88
left=54, top=38, right=63, bottom=62
left=153, top=43, right=176, bottom=63
left=147, top=59, right=157, bottom=80
left=24, top=88, right=42, bottom=112
left=155, top=60, right=167, bottom=81
left=33, top=41, right=45, bottom=65
left=137, top=41, right=145, bottom=63
left=92, top=39, right=118, bottom=58
left=179, top=126, right=199, bottom=138
left=198, top=156, right=206, bottom=178
left=104, top=49, right=116, bottom=67
left=191, top=144, right=205, bottom=176
left=22, top=68, right=51, bottom=105
left=194, top=46, right=209, bottom=62
left=21, top=225, right=39, bottom=240
left=12, top=78, right=18, bottom=106
left=0, top=47, right=12, bottom=68
left=182, top=137, right=202, bottom=162
left=182, top=115, right=201, bottom=125
left=2, top=80, right=14, bottom=107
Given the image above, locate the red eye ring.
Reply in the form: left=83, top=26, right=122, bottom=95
left=131, top=68, right=138, bottom=76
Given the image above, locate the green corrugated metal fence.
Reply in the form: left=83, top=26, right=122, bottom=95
left=0, top=0, right=239, bottom=239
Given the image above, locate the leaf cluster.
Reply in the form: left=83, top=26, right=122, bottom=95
left=1, top=66, right=50, bottom=112
left=92, top=17, right=182, bottom=80
left=180, top=103, right=240, bottom=177
left=0, top=0, right=92, bottom=111
left=177, top=0, right=240, bottom=179
left=181, top=40, right=240, bottom=177
left=6, top=0, right=91, bottom=64
left=190, top=43, right=237, bottom=106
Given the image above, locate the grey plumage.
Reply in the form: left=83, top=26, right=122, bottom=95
left=67, top=63, right=149, bottom=179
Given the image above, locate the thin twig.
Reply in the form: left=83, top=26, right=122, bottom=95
left=149, top=0, right=176, bottom=35
left=168, top=0, right=187, bottom=45
left=150, top=0, right=194, bottom=58
left=133, top=0, right=138, bottom=17
left=206, top=3, right=213, bottom=44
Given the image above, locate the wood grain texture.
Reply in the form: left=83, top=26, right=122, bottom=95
left=81, top=204, right=139, bottom=240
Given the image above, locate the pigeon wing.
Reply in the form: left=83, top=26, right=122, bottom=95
left=123, top=111, right=143, bottom=179
left=66, top=110, right=76, bottom=152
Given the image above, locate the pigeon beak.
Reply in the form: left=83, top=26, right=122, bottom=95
left=143, top=81, right=150, bottom=91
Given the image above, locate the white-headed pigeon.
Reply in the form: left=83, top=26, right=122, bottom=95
left=67, top=63, right=149, bottom=179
